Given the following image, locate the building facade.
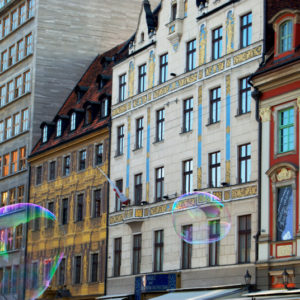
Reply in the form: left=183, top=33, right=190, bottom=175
left=0, top=0, right=159, bottom=298
left=107, top=0, right=264, bottom=298
left=26, top=45, right=127, bottom=299
left=252, top=6, right=300, bottom=291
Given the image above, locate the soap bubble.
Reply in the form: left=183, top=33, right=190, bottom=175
left=172, top=192, right=231, bottom=244
left=0, top=203, right=63, bottom=299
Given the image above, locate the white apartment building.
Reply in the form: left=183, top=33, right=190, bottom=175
left=107, top=0, right=264, bottom=298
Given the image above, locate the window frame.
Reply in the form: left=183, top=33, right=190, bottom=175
left=78, top=149, right=87, bottom=171
left=115, top=179, right=123, bottom=212
left=63, top=155, right=71, bottom=177
left=92, top=188, right=101, bottom=218
left=238, top=143, right=251, bottom=184
left=95, top=143, right=103, bottom=166
left=155, top=167, right=164, bottom=202
left=209, top=151, right=221, bottom=187
left=76, top=193, right=84, bottom=222
left=208, top=220, right=220, bottom=266
left=181, top=224, right=192, bottom=269
left=119, top=73, right=126, bottom=102
left=156, top=108, right=165, bottom=142
left=48, top=160, right=56, bottom=181
left=183, top=159, right=193, bottom=194
left=238, top=214, right=251, bottom=263
left=278, top=107, right=295, bottom=154
left=240, top=12, right=252, bottom=48
left=186, top=39, right=196, bottom=71
left=159, top=53, right=168, bottom=84
left=114, top=237, right=122, bottom=277
left=210, top=87, right=221, bottom=124
left=35, top=165, right=42, bottom=186
left=239, top=77, right=251, bottom=114
left=138, top=63, right=147, bottom=93
left=212, top=26, right=223, bottom=60
left=61, top=198, right=69, bottom=225
left=132, top=234, right=142, bottom=275
left=135, top=117, right=144, bottom=149
left=154, top=230, right=163, bottom=272
left=134, top=173, right=142, bottom=205
left=117, top=125, right=124, bottom=156
left=279, top=19, right=293, bottom=54
left=183, top=98, right=193, bottom=132
left=90, top=252, right=99, bottom=283
left=74, top=255, right=82, bottom=284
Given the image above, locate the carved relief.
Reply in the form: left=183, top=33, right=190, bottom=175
left=226, top=10, right=234, bottom=54
left=199, top=24, right=207, bottom=65
left=128, top=61, right=135, bottom=97
left=148, top=50, right=155, bottom=89
left=260, top=107, right=271, bottom=122
left=277, top=168, right=293, bottom=182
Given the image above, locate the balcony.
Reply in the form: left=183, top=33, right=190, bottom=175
left=166, top=18, right=183, bottom=46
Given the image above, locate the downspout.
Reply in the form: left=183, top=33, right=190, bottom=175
left=104, top=117, right=112, bottom=296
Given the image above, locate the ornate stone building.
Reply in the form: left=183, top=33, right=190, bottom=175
left=26, top=44, right=127, bottom=299
left=0, top=0, right=159, bottom=298
left=252, top=5, right=300, bottom=292
left=106, top=0, right=264, bottom=298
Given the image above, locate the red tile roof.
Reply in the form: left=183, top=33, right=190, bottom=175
left=30, top=42, right=128, bottom=157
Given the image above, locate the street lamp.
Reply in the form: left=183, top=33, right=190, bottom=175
left=244, top=270, right=252, bottom=292
left=282, top=269, right=289, bottom=289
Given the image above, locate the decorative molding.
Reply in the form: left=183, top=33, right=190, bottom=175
left=259, top=107, right=271, bottom=122
left=297, top=97, right=300, bottom=109
left=233, top=45, right=262, bottom=65
left=277, top=168, right=293, bottom=182
left=205, top=61, right=225, bottom=76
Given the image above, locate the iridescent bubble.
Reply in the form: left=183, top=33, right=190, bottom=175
left=172, top=192, right=231, bottom=244
left=0, top=203, right=63, bottom=300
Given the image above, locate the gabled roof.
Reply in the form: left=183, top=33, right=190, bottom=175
left=30, top=42, right=129, bottom=158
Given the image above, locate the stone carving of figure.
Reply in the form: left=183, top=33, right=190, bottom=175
left=226, top=10, right=234, bottom=54
left=148, top=50, right=155, bottom=89
left=128, top=61, right=134, bottom=97
left=199, top=24, right=207, bottom=65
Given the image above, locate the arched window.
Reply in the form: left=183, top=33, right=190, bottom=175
left=279, top=20, right=293, bottom=53
left=42, top=126, right=48, bottom=143
left=56, top=119, right=62, bottom=137
left=70, top=112, right=76, bottom=131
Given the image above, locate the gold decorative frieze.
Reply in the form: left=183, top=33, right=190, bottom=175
left=124, top=209, right=133, bottom=219
left=198, top=86, right=202, bottom=105
left=197, top=167, right=202, bottom=189
left=110, top=214, right=124, bottom=225
left=233, top=45, right=262, bottom=65
left=226, top=58, right=231, bottom=67
left=259, top=107, right=271, bottom=122
left=205, top=61, right=225, bottom=76
left=231, top=185, right=257, bottom=199
left=112, top=102, right=131, bottom=117
left=213, top=191, right=222, bottom=200
left=133, top=95, right=147, bottom=108
left=135, top=209, right=143, bottom=218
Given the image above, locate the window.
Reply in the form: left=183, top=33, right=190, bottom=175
left=183, top=98, right=193, bottom=132
left=76, top=194, right=84, bottom=222
left=78, top=150, right=86, bottom=171
left=114, top=238, right=121, bottom=276
left=19, top=4, right=26, bottom=24
left=209, top=220, right=220, bottom=266
left=13, top=113, right=20, bottom=136
left=9, top=45, right=16, bottom=66
left=56, top=119, right=62, bottom=137
left=17, top=39, right=24, bottom=61
left=117, top=125, right=124, bottom=155
left=240, top=13, right=252, bottom=48
left=134, top=173, right=142, bottom=205
left=93, top=189, right=101, bottom=218
left=49, top=161, right=56, bottom=181
left=47, top=202, right=54, bottom=228
left=95, top=144, right=103, bottom=165
left=238, top=144, right=251, bottom=183
left=119, top=74, right=126, bottom=102
left=63, top=156, right=70, bottom=176
left=239, top=77, right=251, bottom=114
left=9, top=188, right=16, bottom=205
left=17, top=185, right=24, bottom=203
left=31, top=262, right=38, bottom=289
left=5, top=117, right=12, bottom=139
left=238, top=215, right=251, bottom=263
left=186, top=39, right=196, bottom=71
left=28, top=0, right=34, bottom=18
left=133, top=234, right=142, bottom=275
left=156, top=109, right=165, bottom=142
left=138, top=64, right=147, bottom=93
left=278, top=107, right=294, bottom=153
left=1, top=191, right=8, bottom=206
left=100, top=98, right=109, bottom=118
left=0, top=121, right=3, bottom=142
left=1, top=50, right=8, bottom=72
left=159, top=53, right=168, bottom=84
left=3, top=16, right=9, bottom=36
left=91, top=253, right=98, bottom=282
left=171, top=2, right=177, bottom=21
left=25, top=33, right=33, bottom=55
left=135, top=117, right=144, bottom=149
left=155, top=167, right=164, bottom=202
left=12, top=265, right=18, bottom=293
left=8, top=81, right=14, bottom=102
left=58, top=257, right=66, bottom=286
left=182, top=225, right=192, bottom=269
left=42, top=126, right=47, bottom=143
left=0, top=85, right=6, bottom=106
left=183, top=159, right=193, bottom=193
left=24, top=70, right=31, bottom=93
left=15, top=226, right=22, bottom=249
left=279, top=20, right=293, bottom=53
left=70, top=112, right=76, bottom=131
left=19, top=147, right=26, bottom=170
left=62, top=198, right=68, bottom=225
left=277, top=186, right=293, bottom=241
left=85, top=107, right=93, bottom=125
left=15, top=76, right=22, bottom=98
left=10, top=150, right=17, bottom=174
left=4, top=267, right=11, bottom=294
left=212, top=27, right=222, bottom=60
left=154, top=230, right=163, bottom=272
left=115, top=179, right=123, bottom=212
left=36, top=166, right=42, bottom=185
left=11, top=10, right=18, bottom=31
left=210, top=87, right=221, bottom=123
left=74, top=256, right=81, bottom=284
left=3, top=154, right=9, bottom=176
left=22, top=108, right=29, bottom=131
left=209, top=151, right=221, bottom=187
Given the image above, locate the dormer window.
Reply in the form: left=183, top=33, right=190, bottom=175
left=279, top=20, right=293, bottom=53
left=56, top=119, right=62, bottom=137
left=141, top=32, right=145, bottom=42
left=85, top=107, right=93, bottom=125
left=171, top=2, right=177, bottom=21
left=70, top=112, right=76, bottom=131
left=42, top=126, right=48, bottom=143
left=100, top=98, right=109, bottom=118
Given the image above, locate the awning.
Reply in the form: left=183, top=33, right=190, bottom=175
left=152, top=288, right=243, bottom=300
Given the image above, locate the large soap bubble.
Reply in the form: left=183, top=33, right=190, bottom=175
left=0, top=203, right=63, bottom=300
left=172, top=192, right=231, bottom=244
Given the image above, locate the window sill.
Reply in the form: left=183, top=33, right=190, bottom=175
left=114, top=153, right=124, bottom=158
left=133, top=146, right=143, bottom=152
left=0, top=91, right=31, bottom=111
left=0, top=52, right=33, bottom=76
left=235, top=111, right=251, bottom=118
left=0, top=168, right=27, bottom=182
left=153, top=139, right=164, bottom=145
left=0, top=129, right=29, bottom=145
left=275, top=150, right=296, bottom=159
left=180, top=129, right=193, bottom=135
left=206, top=120, right=220, bottom=127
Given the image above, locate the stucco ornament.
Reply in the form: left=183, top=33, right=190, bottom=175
left=148, top=50, right=155, bottom=89
left=277, top=168, right=293, bottom=182
left=128, top=61, right=135, bottom=97
left=260, top=107, right=271, bottom=122
left=226, top=10, right=234, bottom=54
left=199, top=24, right=207, bottom=65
